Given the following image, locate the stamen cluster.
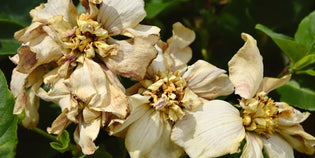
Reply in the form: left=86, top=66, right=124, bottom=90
left=241, top=92, right=279, bottom=136
left=138, top=71, right=187, bottom=122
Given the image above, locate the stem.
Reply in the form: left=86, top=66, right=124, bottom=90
left=32, top=127, right=57, bottom=142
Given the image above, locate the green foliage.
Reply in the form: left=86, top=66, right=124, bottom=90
left=49, top=130, right=70, bottom=153
left=277, top=80, right=315, bottom=111
left=0, top=39, right=20, bottom=56
left=255, top=24, right=308, bottom=63
left=295, top=11, right=315, bottom=52
left=145, top=0, right=188, bottom=19
left=0, top=69, right=18, bottom=158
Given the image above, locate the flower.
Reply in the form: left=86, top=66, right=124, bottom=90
left=38, top=58, right=128, bottom=154
left=171, top=33, right=315, bottom=158
left=110, top=22, right=234, bottom=158
left=11, top=0, right=160, bottom=154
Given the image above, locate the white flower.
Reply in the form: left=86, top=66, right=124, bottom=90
left=110, top=22, right=234, bottom=158
left=171, top=33, right=315, bottom=158
left=11, top=0, right=160, bottom=154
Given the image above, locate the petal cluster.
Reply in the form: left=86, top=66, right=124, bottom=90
left=11, top=0, right=159, bottom=154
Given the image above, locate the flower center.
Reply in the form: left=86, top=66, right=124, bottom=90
left=138, top=71, right=187, bottom=122
left=63, top=14, right=117, bottom=62
left=241, top=92, right=279, bottom=136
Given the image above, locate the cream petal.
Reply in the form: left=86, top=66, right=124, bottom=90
left=97, top=0, right=146, bottom=35
left=257, top=75, right=291, bottom=94
left=47, top=109, right=70, bottom=136
left=104, top=35, right=159, bottom=80
left=146, top=44, right=168, bottom=78
left=9, top=54, right=19, bottom=65
left=277, top=102, right=310, bottom=126
left=21, top=88, right=40, bottom=129
left=10, top=68, right=27, bottom=98
left=121, top=24, right=160, bottom=38
left=109, top=94, right=151, bottom=136
left=171, top=100, right=245, bottom=158
left=278, top=125, right=315, bottom=155
left=16, top=35, right=63, bottom=74
left=125, top=109, right=183, bottom=158
left=228, top=33, right=263, bottom=99
left=261, top=134, right=294, bottom=158
left=14, top=22, right=44, bottom=43
left=167, top=22, right=195, bottom=72
left=30, top=0, right=77, bottom=25
left=183, top=60, right=234, bottom=100
left=77, top=117, right=101, bottom=155
left=70, top=59, right=103, bottom=106
left=37, top=78, right=71, bottom=111
left=240, top=133, right=263, bottom=158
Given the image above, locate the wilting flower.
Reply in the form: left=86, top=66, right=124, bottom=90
left=172, top=33, right=315, bottom=158
left=11, top=0, right=159, bottom=154
left=110, top=22, right=234, bottom=158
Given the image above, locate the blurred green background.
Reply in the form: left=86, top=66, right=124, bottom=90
left=0, top=0, right=314, bottom=157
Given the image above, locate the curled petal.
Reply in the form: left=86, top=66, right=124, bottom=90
left=125, top=109, right=183, bottom=158
left=261, top=134, right=294, bottom=158
left=30, top=0, right=77, bottom=25
left=167, top=22, right=195, bottom=72
left=21, top=87, right=40, bottom=129
left=278, top=125, right=315, bottom=155
left=37, top=78, right=71, bottom=111
left=258, top=75, right=291, bottom=94
left=97, top=0, right=146, bottom=35
left=241, top=133, right=263, bottom=158
left=104, top=35, right=159, bottom=80
left=171, top=100, right=245, bottom=158
left=122, top=24, right=160, bottom=38
left=70, top=59, right=128, bottom=118
left=277, top=102, right=310, bottom=126
left=76, top=117, right=101, bottom=155
left=16, top=35, right=63, bottom=74
left=47, top=109, right=70, bottom=136
left=228, top=33, right=263, bottom=99
left=183, top=60, right=234, bottom=100
left=109, top=94, right=151, bottom=136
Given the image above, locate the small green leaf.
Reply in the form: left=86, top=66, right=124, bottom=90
left=145, top=0, right=188, bottom=19
left=49, top=130, right=70, bottom=153
left=277, top=80, right=315, bottom=111
left=0, top=69, right=18, bottom=158
left=296, top=69, right=315, bottom=76
left=255, top=24, right=309, bottom=62
left=294, top=10, right=315, bottom=52
left=294, top=54, right=315, bottom=70
left=0, top=38, right=20, bottom=56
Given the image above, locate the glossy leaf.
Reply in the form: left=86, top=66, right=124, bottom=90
left=255, top=24, right=309, bottom=62
left=0, top=19, right=25, bottom=38
left=145, top=0, right=188, bottom=19
left=0, top=38, right=20, bottom=56
left=294, top=54, right=315, bottom=70
left=49, top=130, right=70, bottom=153
left=295, top=10, right=315, bottom=52
left=277, top=80, right=315, bottom=111
left=0, top=69, right=18, bottom=158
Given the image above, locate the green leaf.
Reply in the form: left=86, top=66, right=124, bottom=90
left=277, top=80, right=315, bottom=111
left=255, top=24, right=309, bottom=62
left=294, top=10, right=315, bottom=52
left=0, top=69, right=18, bottom=158
left=0, top=19, right=25, bottom=38
left=294, top=54, right=315, bottom=70
left=49, top=130, right=70, bottom=153
left=0, top=39, right=20, bottom=56
left=296, top=69, right=315, bottom=76
left=145, top=0, right=188, bottom=19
